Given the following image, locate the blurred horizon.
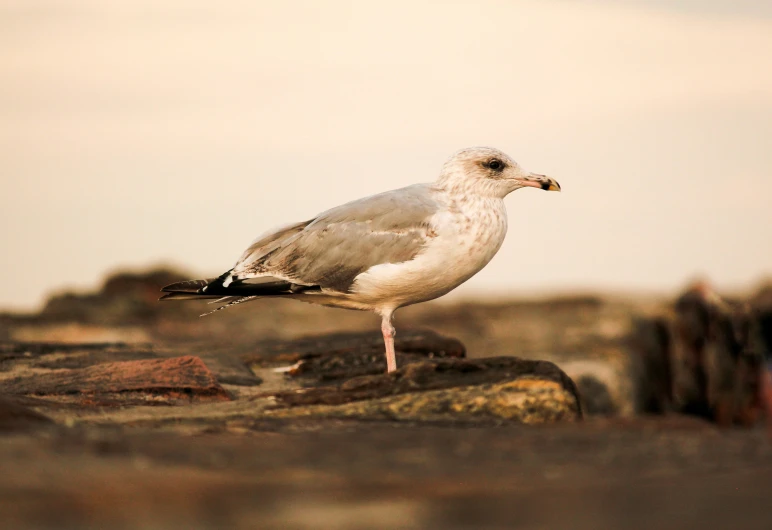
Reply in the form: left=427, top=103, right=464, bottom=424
left=2, top=0, right=771, bottom=310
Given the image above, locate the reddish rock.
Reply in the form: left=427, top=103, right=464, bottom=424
left=4, top=356, right=230, bottom=403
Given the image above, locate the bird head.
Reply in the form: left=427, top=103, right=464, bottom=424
left=437, top=147, right=561, bottom=199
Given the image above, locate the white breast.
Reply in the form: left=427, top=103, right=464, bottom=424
left=349, top=194, right=508, bottom=311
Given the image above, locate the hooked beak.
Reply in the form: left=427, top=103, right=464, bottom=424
left=515, top=173, right=561, bottom=192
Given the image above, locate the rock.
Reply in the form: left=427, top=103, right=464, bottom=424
left=0, top=395, right=54, bottom=432
left=245, top=329, right=465, bottom=382
left=558, top=357, right=631, bottom=417
left=2, top=341, right=130, bottom=361
left=1, top=341, right=260, bottom=389
left=629, top=317, right=673, bottom=414
left=4, top=356, right=231, bottom=404
left=269, top=357, right=582, bottom=423
left=575, top=374, right=617, bottom=416
left=673, top=284, right=766, bottom=425
left=749, top=283, right=772, bottom=360
left=197, top=354, right=263, bottom=387
left=270, top=378, right=579, bottom=424
left=0, top=342, right=156, bottom=370
left=37, top=268, right=191, bottom=325
left=631, top=282, right=767, bottom=426
left=244, top=332, right=580, bottom=424
left=8, top=324, right=151, bottom=344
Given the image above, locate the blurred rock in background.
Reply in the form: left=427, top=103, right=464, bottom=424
left=631, top=281, right=772, bottom=427
left=39, top=268, right=191, bottom=325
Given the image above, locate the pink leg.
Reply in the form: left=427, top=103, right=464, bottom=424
left=381, top=313, right=397, bottom=373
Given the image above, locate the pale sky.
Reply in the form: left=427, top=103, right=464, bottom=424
left=2, top=0, right=771, bottom=309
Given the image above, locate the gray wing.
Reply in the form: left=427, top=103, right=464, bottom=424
left=231, top=184, right=442, bottom=292
left=234, top=220, right=313, bottom=268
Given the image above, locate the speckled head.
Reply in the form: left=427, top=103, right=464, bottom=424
left=437, top=146, right=561, bottom=199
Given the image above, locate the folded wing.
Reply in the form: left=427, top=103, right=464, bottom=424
left=161, top=184, right=442, bottom=313
left=231, top=184, right=441, bottom=292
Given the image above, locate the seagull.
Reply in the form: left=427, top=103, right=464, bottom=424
left=160, top=147, right=561, bottom=372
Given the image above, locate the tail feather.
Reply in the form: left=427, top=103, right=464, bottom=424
left=159, top=292, right=221, bottom=301
left=161, top=278, right=215, bottom=294
left=200, top=296, right=259, bottom=317
left=159, top=272, right=322, bottom=314
left=207, top=296, right=238, bottom=304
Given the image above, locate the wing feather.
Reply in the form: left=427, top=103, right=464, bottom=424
left=231, top=184, right=441, bottom=292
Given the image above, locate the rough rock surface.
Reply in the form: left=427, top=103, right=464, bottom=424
left=271, top=377, right=579, bottom=423
left=270, top=357, right=581, bottom=423
left=245, top=328, right=466, bottom=381
left=0, top=331, right=578, bottom=427
left=4, top=355, right=231, bottom=405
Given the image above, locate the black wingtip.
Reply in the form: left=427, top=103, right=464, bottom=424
left=160, top=278, right=213, bottom=293
left=160, top=270, right=320, bottom=299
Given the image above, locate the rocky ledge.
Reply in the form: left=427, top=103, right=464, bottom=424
left=0, top=329, right=581, bottom=430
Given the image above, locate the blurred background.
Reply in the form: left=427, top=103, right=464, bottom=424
left=2, top=0, right=771, bottom=311
left=2, top=4, right=772, bottom=528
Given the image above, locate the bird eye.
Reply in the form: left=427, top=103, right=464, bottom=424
left=487, top=158, right=503, bottom=171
